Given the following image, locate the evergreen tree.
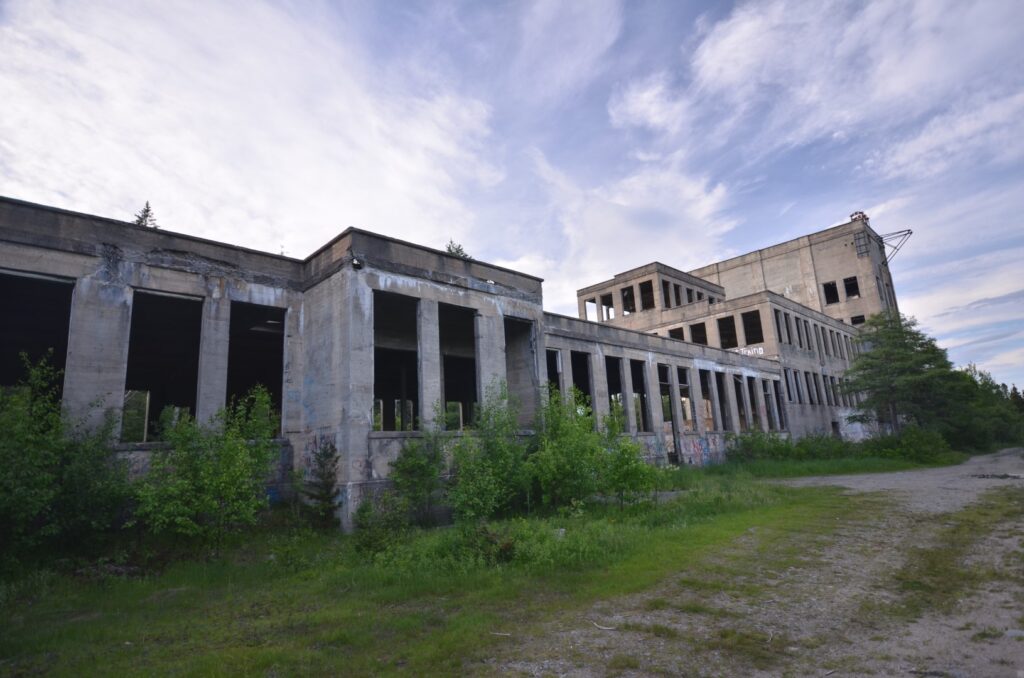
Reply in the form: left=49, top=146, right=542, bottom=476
left=133, top=201, right=158, bottom=229
left=843, top=312, right=957, bottom=432
left=1011, top=385, right=1024, bottom=415
left=445, top=239, right=471, bottom=259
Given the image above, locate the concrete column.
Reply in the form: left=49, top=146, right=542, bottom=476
left=690, top=367, right=707, bottom=436
left=417, top=298, right=442, bottom=428
left=475, top=311, right=506, bottom=402
left=63, top=277, right=133, bottom=433
left=195, top=290, right=230, bottom=425
left=576, top=296, right=587, bottom=321
left=728, top=374, right=744, bottom=434
left=708, top=371, right=724, bottom=432
left=668, top=365, right=685, bottom=436
left=646, top=360, right=665, bottom=435
left=620, top=358, right=637, bottom=433
left=591, top=349, right=610, bottom=426
left=739, top=376, right=754, bottom=431
left=280, top=297, right=303, bottom=436
left=338, top=269, right=374, bottom=484
left=558, top=347, right=572, bottom=401
left=754, top=378, right=770, bottom=432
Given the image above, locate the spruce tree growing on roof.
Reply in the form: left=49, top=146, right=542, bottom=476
left=133, top=201, right=158, bottom=229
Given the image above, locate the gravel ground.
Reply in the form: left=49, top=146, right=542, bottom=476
left=478, top=448, right=1024, bottom=677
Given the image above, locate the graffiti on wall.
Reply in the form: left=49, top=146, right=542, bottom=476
left=686, top=435, right=727, bottom=466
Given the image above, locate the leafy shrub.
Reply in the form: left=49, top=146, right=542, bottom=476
left=0, top=354, right=128, bottom=566
left=601, top=404, right=656, bottom=506
left=390, top=422, right=448, bottom=526
left=447, top=383, right=528, bottom=521
left=859, top=426, right=951, bottom=463
left=528, top=390, right=605, bottom=508
left=302, top=434, right=339, bottom=528
left=794, top=434, right=855, bottom=460
left=134, top=386, right=277, bottom=549
left=726, top=431, right=796, bottom=462
left=352, top=489, right=409, bottom=555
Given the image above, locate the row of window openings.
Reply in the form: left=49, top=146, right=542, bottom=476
left=822, top=276, right=860, bottom=305
left=665, top=310, right=764, bottom=350
left=584, top=280, right=717, bottom=321
left=546, top=350, right=786, bottom=435
left=0, top=272, right=286, bottom=445
left=782, top=368, right=857, bottom=409
left=772, top=309, right=856, bottom=361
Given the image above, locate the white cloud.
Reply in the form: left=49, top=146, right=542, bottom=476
left=0, top=0, right=501, bottom=257
left=608, top=72, right=688, bottom=135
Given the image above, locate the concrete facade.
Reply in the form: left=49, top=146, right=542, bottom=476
left=1, top=197, right=891, bottom=526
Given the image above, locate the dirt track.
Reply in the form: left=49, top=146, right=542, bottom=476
left=481, top=449, right=1024, bottom=677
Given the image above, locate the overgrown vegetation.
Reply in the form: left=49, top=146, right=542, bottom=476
left=844, top=312, right=1024, bottom=451
left=0, top=355, right=128, bottom=569
left=133, top=387, right=278, bottom=550
left=301, top=433, right=340, bottom=528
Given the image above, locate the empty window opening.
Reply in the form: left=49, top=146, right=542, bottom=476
left=851, top=315, right=865, bottom=326
left=773, top=380, right=787, bottom=430
left=546, top=349, right=561, bottom=393
left=584, top=298, right=598, bottom=322
left=845, top=335, right=854, bottom=359
left=599, top=294, right=615, bottom=321
left=783, top=312, right=793, bottom=345
left=814, top=325, right=824, bottom=356
left=662, top=280, right=672, bottom=308
left=124, top=291, right=202, bottom=441
left=673, top=284, right=682, bottom=307
left=504, top=317, right=538, bottom=426
left=804, top=372, right=815, bottom=405
left=733, top=375, right=748, bottom=432
left=0, top=271, right=73, bottom=391
left=630, top=360, right=651, bottom=432
left=620, top=287, right=636, bottom=315
left=227, top=301, right=286, bottom=425
left=690, top=322, right=708, bottom=345
left=657, top=365, right=677, bottom=462
left=773, top=309, right=784, bottom=343
left=686, top=288, right=694, bottom=304
left=439, top=303, right=476, bottom=430
left=804, top=320, right=812, bottom=350
left=813, top=373, right=824, bottom=406
left=793, top=315, right=803, bottom=348
left=668, top=327, right=685, bottom=341
left=696, top=291, right=704, bottom=301
left=823, top=373, right=834, bottom=406
left=844, top=276, right=860, bottom=299
left=639, top=281, right=656, bottom=311
left=698, top=369, right=717, bottom=431
left=676, top=367, right=696, bottom=433
left=709, top=296, right=716, bottom=304
left=794, top=371, right=804, bottom=404
left=605, top=356, right=625, bottom=421
left=830, top=330, right=840, bottom=358
left=783, top=369, right=794, bottom=402
left=823, top=281, right=840, bottom=305
left=715, top=372, right=732, bottom=431
left=373, top=292, right=419, bottom=432
left=741, top=310, right=764, bottom=345
left=747, top=376, right=762, bottom=430
left=570, top=351, right=592, bottom=402
left=762, top=380, right=777, bottom=431
left=717, top=316, right=738, bottom=349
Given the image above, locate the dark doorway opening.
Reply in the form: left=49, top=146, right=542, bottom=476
left=630, top=359, right=650, bottom=432
left=546, top=349, right=561, bottom=393
left=605, top=356, right=624, bottom=424
left=504, top=317, right=537, bottom=426
left=0, top=272, right=73, bottom=390
left=227, top=301, right=286, bottom=417
left=570, top=351, right=592, bottom=402
left=373, top=292, right=419, bottom=431
left=439, top=303, right=476, bottom=429
left=124, top=291, right=202, bottom=440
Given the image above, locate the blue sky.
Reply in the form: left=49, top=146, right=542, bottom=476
left=1, top=0, right=1022, bottom=387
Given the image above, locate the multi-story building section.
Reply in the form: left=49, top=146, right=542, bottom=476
left=0, top=197, right=896, bottom=526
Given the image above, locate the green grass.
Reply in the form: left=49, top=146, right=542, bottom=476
left=0, top=479, right=852, bottom=677
left=658, top=452, right=968, bottom=483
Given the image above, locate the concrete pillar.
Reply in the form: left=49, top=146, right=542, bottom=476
left=728, top=374, right=744, bottom=434
left=339, top=269, right=374, bottom=484
left=739, top=376, right=754, bottom=431
left=558, top=347, right=572, bottom=401
left=668, top=364, right=685, bottom=435
left=620, top=358, right=637, bottom=433
left=195, top=289, right=230, bottom=425
left=576, top=296, right=587, bottom=321
left=591, top=349, right=610, bottom=426
left=708, top=371, right=724, bottom=432
left=754, top=377, right=770, bottom=432
left=63, top=277, right=133, bottom=433
left=417, top=298, right=442, bottom=428
left=646, top=360, right=665, bottom=435
left=690, top=367, right=707, bottom=436
left=280, top=297, right=303, bottom=436
left=475, top=311, right=506, bottom=402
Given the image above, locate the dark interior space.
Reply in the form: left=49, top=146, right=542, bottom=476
left=227, top=301, right=286, bottom=417
left=630, top=359, right=650, bottom=431
left=570, top=351, right=592, bottom=402
left=741, top=310, right=764, bottom=345
left=717, top=316, right=738, bottom=349
left=690, top=322, right=708, bottom=345
left=0, top=272, right=73, bottom=389
left=504, top=317, right=537, bottom=426
left=546, top=349, right=561, bottom=393
left=715, top=371, right=732, bottom=431
left=733, top=374, right=748, bottom=431
left=125, top=291, right=202, bottom=439
left=372, top=291, right=419, bottom=431
left=439, top=303, right=476, bottom=429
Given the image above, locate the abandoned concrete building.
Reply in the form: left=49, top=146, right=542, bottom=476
left=0, top=196, right=903, bottom=525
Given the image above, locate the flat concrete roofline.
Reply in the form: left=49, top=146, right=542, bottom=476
left=688, top=216, right=881, bottom=276
left=308, top=226, right=544, bottom=282
left=0, top=194, right=544, bottom=283
left=0, top=195, right=304, bottom=264
left=576, top=261, right=724, bottom=297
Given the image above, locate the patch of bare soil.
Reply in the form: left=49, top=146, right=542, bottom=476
left=477, top=448, right=1024, bottom=677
